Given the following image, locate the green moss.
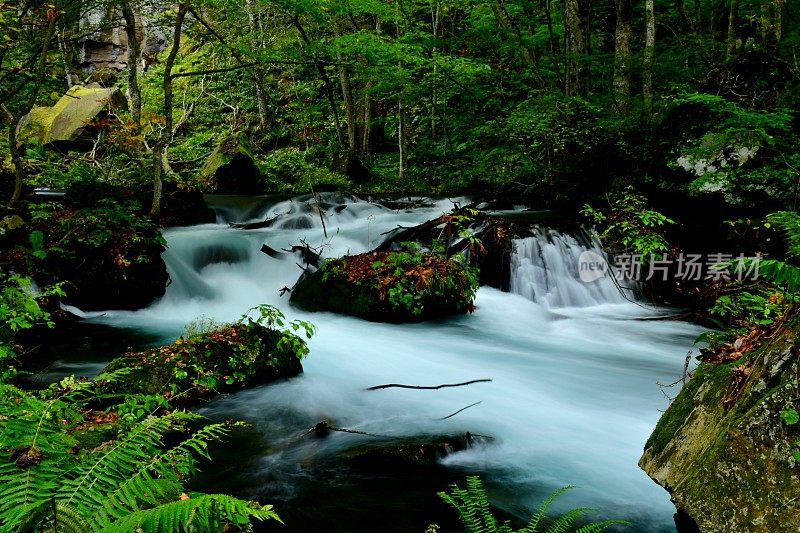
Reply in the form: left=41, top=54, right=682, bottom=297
left=290, top=251, right=478, bottom=322
left=17, top=85, right=122, bottom=144
left=103, top=322, right=304, bottom=405
left=645, top=362, right=731, bottom=455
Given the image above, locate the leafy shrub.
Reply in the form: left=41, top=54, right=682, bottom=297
left=259, top=147, right=351, bottom=193
left=24, top=199, right=168, bottom=310
left=581, top=187, right=674, bottom=258
left=292, top=250, right=479, bottom=321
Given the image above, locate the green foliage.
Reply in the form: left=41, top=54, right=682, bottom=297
left=259, top=147, right=351, bottom=193
left=239, top=304, right=317, bottom=360
left=0, top=374, right=280, bottom=532
left=0, top=274, right=65, bottom=380
left=709, top=289, right=788, bottom=330
left=780, top=408, right=799, bottom=426
left=438, top=476, right=625, bottom=533
left=581, top=188, right=674, bottom=257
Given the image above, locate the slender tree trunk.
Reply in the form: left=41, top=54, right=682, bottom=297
left=726, top=0, right=739, bottom=58
left=9, top=10, right=57, bottom=206
left=362, top=88, right=372, bottom=154
left=564, top=0, right=590, bottom=97
left=57, top=29, right=73, bottom=88
left=613, top=0, right=632, bottom=114
left=293, top=16, right=345, bottom=147
left=774, top=0, right=782, bottom=42
left=398, top=101, right=405, bottom=181
left=333, top=19, right=356, bottom=151
left=693, top=0, right=703, bottom=33
left=430, top=2, right=438, bottom=141
left=150, top=1, right=188, bottom=218
left=643, top=0, right=655, bottom=118
left=121, top=2, right=142, bottom=126
left=542, top=0, right=563, bottom=89
left=245, top=0, right=270, bottom=131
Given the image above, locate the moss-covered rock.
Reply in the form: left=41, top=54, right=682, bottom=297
left=290, top=251, right=478, bottom=322
left=640, top=321, right=800, bottom=532
left=199, top=134, right=261, bottom=194
left=24, top=199, right=168, bottom=310
left=17, top=84, right=125, bottom=145
left=103, top=322, right=304, bottom=405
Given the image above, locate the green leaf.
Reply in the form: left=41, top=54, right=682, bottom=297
left=780, top=409, right=799, bottom=426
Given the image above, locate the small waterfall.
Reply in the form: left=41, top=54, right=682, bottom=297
left=510, top=228, right=625, bottom=308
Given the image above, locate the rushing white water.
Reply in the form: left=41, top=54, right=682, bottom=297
left=79, top=194, right=700, bottom=531
left=510, top=228, right=627, bottom=308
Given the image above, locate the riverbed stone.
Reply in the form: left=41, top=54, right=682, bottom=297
left=640, top=322, right=800, bottom=532
left=290, top=251, right=478, bottom=322
left=103, top=322, right=304, bottom=405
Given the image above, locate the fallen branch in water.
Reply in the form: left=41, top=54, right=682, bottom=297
left=438, top=401, right=482, bottom=420
left=366, top=379, right=492, bottom=391
left=301, top=420, right=391, bottom=439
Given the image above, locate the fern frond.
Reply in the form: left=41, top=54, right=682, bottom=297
left=543, top=507, right=592, bottom=533
left=56, top=413, right=188, bottom=516
left=767, top=211, right=800, bottom=259
left=522, top=485, right=575, bottom=533
left=97, top=494, right=281, bottom=533
left=755, top=259, right=800, bottom=295
left=88, top=421, right=232, bottom=529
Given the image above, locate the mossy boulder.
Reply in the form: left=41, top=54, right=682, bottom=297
left=25, top=199, right=168, bottom=311
left=17, top=84, right=125, bottom=145
left=640, top=321, right=800, bottom=532
left=103, top=322, right=304, bottom=405
left=199, top=134, right=261, bottom=194
left=290, top=251, right=478, bottom=322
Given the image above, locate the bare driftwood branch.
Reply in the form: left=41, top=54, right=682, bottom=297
left=366, top=379, right=492, bottom=391
left=438, top=401, right=482, bottom=420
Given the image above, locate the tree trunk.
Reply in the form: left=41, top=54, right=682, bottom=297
left=362, top=87, right=372, bottom=155
left=726, top=0, right=739, bottom=59
left=245, top=0, right=270, bottom=131
left=564, top=0, right=590, bottom=97
left=121, top=2, right=142, bottom=126
left=9, top=11, right=57, bottom=206
left=693, top=0, right=703, bottom=33
left=774, top=0, right=782, bottom=43
left=333, top=19, right=356, bottom=151
left=150, top=1, right=188, bottom=219
left=293, top=16, right=345, bottom=147
left=613, top=0, right=632, bottom=114
left=542, top=0, right=563, bottom=89
left=398, top=101, right=405, bottom=181
left=643, top=0, right=655, bottom=118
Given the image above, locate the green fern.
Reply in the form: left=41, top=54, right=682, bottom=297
left=767, top=212, right=800, bottom=259
left=96, top=494, right=280, bottom=532
left=439, top=476, right=626, bottom=533
left=755, top=212, right=800, bottom=294
left=0, top=374, right=280, bottom=533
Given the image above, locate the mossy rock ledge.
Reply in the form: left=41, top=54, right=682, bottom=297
left=639, top=324, right=800, bottom=532
left=25, top=201, right=168, bottom=311
left=103, top=323, right=303, bottom=405
left=290, top=251, right=478, bottom=323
